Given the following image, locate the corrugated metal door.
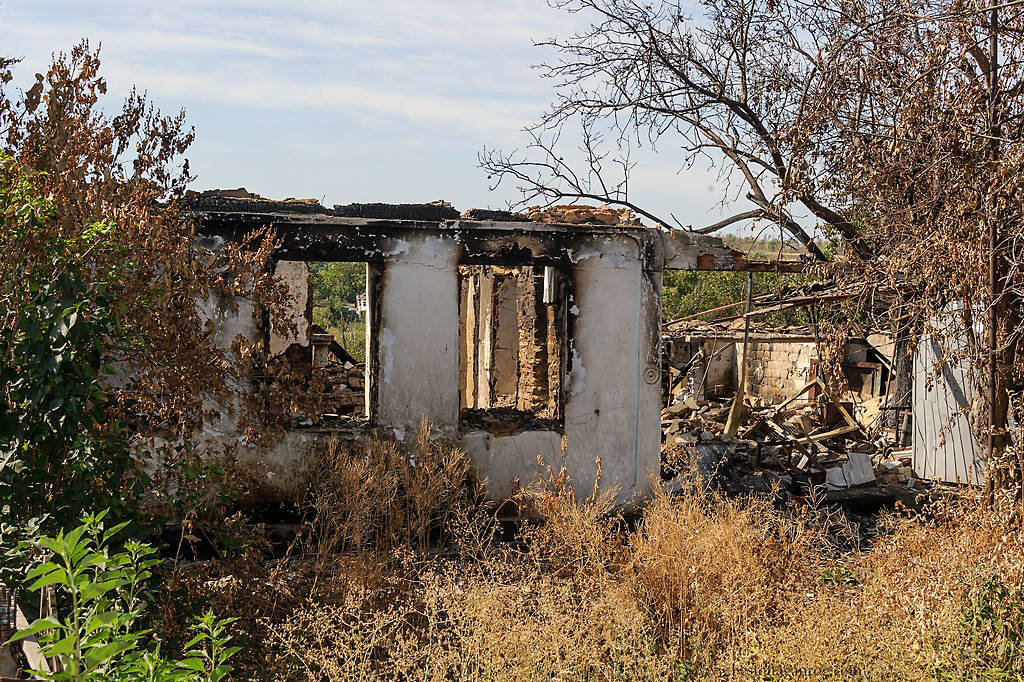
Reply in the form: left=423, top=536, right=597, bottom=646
left=912, top=332, right=984, bottom=485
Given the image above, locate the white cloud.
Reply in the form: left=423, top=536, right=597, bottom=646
left=0, top=0, right=746, bottom=222
left=0, top=0, right=560, bottom=132
left=100, top=63, right=535, bottom=133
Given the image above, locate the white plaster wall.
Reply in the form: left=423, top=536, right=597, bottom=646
left=376, top=235, right=461, bottom=435
left=196, top=292, right=259, bottom=352
left=702, top=340, right=736, bottom=398
left=188, top=230, right=665, bottom=507
left=662, top=229, right=734, bottom=270
left=145, top=289, right=319, bottom=500
left=194, top=292, right=258, bottom=432
left=269, top=260, right=310, bottom=355
left=563, top=251, right=662, bottom=505
left=459, top=235, right=661, bottom=507
left=461, top=430, right=563, bottom=499
left=186, top=429, right=320, bottom=497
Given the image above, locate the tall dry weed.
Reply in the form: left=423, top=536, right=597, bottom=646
left=737, top=492, right=1024, bottom=680
left=153, top=433, right=1024, bottom=681
left=305, top=420, right=484, bottom=559
left=513, top=455, right=625, bottom=578
left=629, top=483, right=812, bottom=669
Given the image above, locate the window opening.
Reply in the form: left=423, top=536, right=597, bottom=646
left=307, top=261, right=371, bottom=420
left=458, top=264, right=567, bottom=434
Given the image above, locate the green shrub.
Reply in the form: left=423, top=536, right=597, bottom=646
left=9, top=511, right=239, bottom=682
left=0, top=158, right=143, bottom=583
left=954, top=575, right=1024, bottom=677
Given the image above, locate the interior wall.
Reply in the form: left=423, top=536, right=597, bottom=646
left=460, top=234, right=662, bottom=506
left=492, top=275, right=519, bottom=399
left=269, top=260, right=311, bottom=355
left=476, top=273, right=496, bottom=408
left=666, top=339, right=737, bottom=400
left=183, top=273, right=321, bottom=500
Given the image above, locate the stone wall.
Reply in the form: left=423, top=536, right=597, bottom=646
left=739, top=340, right=817, bottom=403
left=515, top=267, right=549, bottom=412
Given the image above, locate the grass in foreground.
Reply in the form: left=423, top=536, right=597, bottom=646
left=152, top=430, right=1024, bottom=681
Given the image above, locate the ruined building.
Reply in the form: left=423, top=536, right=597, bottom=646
left=191, top=193, right=762, bottom=506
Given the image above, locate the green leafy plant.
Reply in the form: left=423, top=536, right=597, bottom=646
left=954, top=575, right=1024, bottom=677
left=819, top=565, right=858, bottom=586
left=662, top=268, right=811, bottom=325
left=8, top=511, right=239, bottom=681
left=180, top=612, right=241, bottom=682
left=0, top=157, right=144, bottom=583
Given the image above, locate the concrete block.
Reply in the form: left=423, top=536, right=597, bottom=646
left=826, top=453, right=876, bottom=489
left=0, top=646, right=17, bottom=679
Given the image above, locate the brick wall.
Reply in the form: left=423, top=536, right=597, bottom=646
left=739, top=340, right=816, bottom=402
left=516, top=267, right=549, bottom=412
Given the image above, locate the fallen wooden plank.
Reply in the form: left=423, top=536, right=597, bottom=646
left=800, top=423, right=861, bottom=444
left=13, top=597, right=51, bottom=674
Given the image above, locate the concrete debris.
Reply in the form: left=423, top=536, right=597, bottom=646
left=190, top=187, right=321, bottom=205
left=332, top=201, right=460, bottom=220
left=659, top=295, right=928, bottom=506
left=198, top=187, right=261, bottom=200
left=874, top=448, right=913, bottom=486
left=460, top=208, right=523, bottom=222
left=310, top=328, right=365, bottom=416
left=825, top=452, right=875, bottom=489
left=524, top=204, right=643, bottom=226
left=661, top=387, right=920, bottom=505
left=459, top=406, right=561, bottom=437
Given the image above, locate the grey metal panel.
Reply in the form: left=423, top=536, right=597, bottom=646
left=912, top=331, right=984, bottom=486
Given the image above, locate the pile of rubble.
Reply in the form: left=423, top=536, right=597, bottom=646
left=662, top=379, right=920, bottom=503
left=459, top=406, right=561, bottom=436
left=311, top=328, right=364, bottom=416
left=319, top=362, right=364, bottom=412
left=524, top=204, right=643, bottom=226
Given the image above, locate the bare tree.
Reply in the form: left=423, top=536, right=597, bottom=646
left=484, top=0, right=1024, bottom=493
left=480, top=0, right=881, bottom=260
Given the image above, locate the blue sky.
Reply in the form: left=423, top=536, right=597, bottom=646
left=1, top=0, right=742, bottom=229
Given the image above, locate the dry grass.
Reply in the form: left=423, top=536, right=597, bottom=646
left=153, top=433, right=1024, bottom=681
left=306, top=420, right=482, bottom=558
left=630, top=488, right=813, bottom=670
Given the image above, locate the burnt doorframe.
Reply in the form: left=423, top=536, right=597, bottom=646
left=456, top=256, right=574, bottom=434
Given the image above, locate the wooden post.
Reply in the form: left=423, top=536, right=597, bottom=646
left=987, top=0, right=1002, bottom=473
left=725, top=272, right=755, bottom=437
left=809, top=302, right=823, bottom=377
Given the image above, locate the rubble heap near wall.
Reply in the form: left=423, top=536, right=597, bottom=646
left=457, top=204, right=644, bottom=227
left=311, top=328, right=365, bottom=415
left=524, top=204, right=643, bottom=226
left=660, top=294, right=916, bottom=504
